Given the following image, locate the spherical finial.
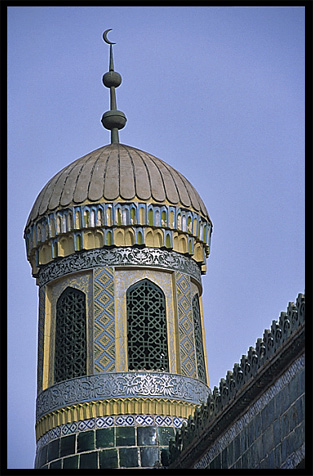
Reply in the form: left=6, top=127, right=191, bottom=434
left=101, top=110, right=127, bottom=131
left=102, top=71, right=122, bottom=88
left=101, top=29, right=127, bottom=144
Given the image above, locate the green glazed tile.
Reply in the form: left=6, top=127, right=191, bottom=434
left=77, top=430, right=95, bottom=452
left=137, top=426, right=157, bottom=445
left=47, top=438, right=60, bottom=462
left=80, top=451, right=98, bottom=469
left=50, top=459, right=62, bottom=469
left=116, top=426, right=136, bottom=446
left=99, top=448, right=118, bottom=469
left=60, top=435, right=76, bottom=457
left=96, top=428, right=114, bottom=448
left=157, top=427, right=175, bottom=445
left=119, top=447, right=139, bottom=467
left=140, top=447, right=159, bottom=467
left=63, top=455, right=79, bottom=469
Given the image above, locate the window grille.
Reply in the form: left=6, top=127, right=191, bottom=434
left=127, top=279, right=169, bottom=371
left=54, top=287, right=87, bottom=383
left=192, top=294, right=207, bottom=383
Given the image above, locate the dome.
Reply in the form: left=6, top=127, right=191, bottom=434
left=26, top=143, right=211, bottom=227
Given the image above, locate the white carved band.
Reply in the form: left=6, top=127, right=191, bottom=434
left=37, top=247, right=202, bottom=286
left=36, top=371, right=211, bottom=421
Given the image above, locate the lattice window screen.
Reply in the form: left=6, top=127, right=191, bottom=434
left=127, top=279, right=169, bottom=371
left=54, top=287, right=87, bottom=383
left=192, top=294, right=207, bottom=383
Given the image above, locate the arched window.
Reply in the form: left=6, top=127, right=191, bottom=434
left=54, top=287, right=87, bottom=383
left=192, top=294, right=207, bottom=383
left=126, top=279, right=169, bottom=371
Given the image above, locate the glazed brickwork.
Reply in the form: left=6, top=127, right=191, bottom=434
left=194, top=354, right=305, bottom=469
left=35, top=415, right=186, bottom=469
left=169, top=293, right=305, bottom=469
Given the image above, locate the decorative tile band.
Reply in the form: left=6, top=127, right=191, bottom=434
left=37, top=247, right=202, bottom=287
left=35, top=397, right=199, bottom=441
left=36, top=413, right=188, bottom=450
left=36, top=371, right=210, bottom=421
left=25, top=201, right=212, bottom=258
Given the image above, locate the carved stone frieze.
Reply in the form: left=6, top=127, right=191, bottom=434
left=37, top=247, right=202, bottom=287
left=36, top=371, right=210, bottom=421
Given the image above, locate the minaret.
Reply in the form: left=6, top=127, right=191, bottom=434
left=24, top=30, right=213, bottom=469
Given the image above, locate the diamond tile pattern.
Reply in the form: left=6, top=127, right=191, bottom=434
left=37, top=414, right=187, bottom=450
left=94, top=267, right=115, bottom=372
left=176, top=272, right=197, bottom=378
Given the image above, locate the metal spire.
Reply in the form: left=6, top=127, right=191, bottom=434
left=101, top=29, right=127, bottom=144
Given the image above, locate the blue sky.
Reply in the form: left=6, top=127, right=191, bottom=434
left=7, top=6, right=305, bottom=469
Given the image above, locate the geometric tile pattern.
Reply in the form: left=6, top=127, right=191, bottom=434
left=176, top=272, right=197, bottom=379
left=37, top=287, right=45, bottom=394
left=192, top=294, right=207, bottom=383
left=37, top=414, right=188, bottom=449
left=93, top=267, right=115, bottom=373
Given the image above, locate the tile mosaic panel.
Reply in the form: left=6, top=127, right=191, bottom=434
left=176, top=272, right=197, bottom=379
left=37, top=287, right=45, bottom=393
left=93, top=267, right=115, bottom=373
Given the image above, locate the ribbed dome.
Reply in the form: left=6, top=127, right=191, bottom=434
left=26, top=143, right=210, bottom=227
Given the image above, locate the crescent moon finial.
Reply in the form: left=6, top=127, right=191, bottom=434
left=103, top=29, right=116, bottom=45
left=101, top=29, right=127, bottom=144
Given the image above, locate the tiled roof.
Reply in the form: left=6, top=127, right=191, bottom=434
left=26, top=143, right=210, bottom=227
